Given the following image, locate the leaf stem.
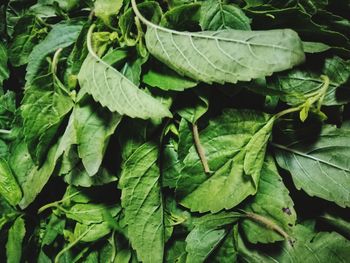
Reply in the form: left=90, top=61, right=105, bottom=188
left=51, top=48, right=63, bottom=75
left=192, top=123, right=211, bottom=174
left=243, top=212, right=290, bottom=241
left=0, top=129, right=11, bottom=134
left=38, top=191, right=80, bottom=214
left=54, top=225, right=95, bottom=263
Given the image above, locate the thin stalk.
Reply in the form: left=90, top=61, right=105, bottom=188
left=0, top=129, right=11, bottom=134
left=54, top=225, right=95, bottom=263
left=51, top=48, right=63, bottom=75
left=38, top=191, right=80, bottom=214
left=243, top=212, right=290, bottom=241
left=192, top=123, right=211, bottom=174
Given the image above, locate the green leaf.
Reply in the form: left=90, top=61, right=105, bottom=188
left=207, top=230, right=238, bottom=263
left=160, top=3, right=201, bottom=31
left=94, top=0, right=123, bottom=26
left=200, top=0, right=251, bottom=31
left=15, top=142, right=58, bottom=209
left=177, top=109, right=272, bottom=212
left=0, top=91, right=16, bottom=129
left=241, top=156, right=296, bottom=244
left=74, top=96, right=122, bottom=176
left=25, top=21, right=83, bottom=83
left=0, top=42, right=9, bottom=88
left=119, top=142, right=164, bottom=263
left=165, top=240, right=187, bottom=263
left=74, top=222, right=111, bottom=242
left=237, top=224, right=350, bottom=262
left=9, top=15, right=47, bottom=67
left=185, top=212, right=240, bottom=263
left=302, top=41, right=331, bottom=53
left=133, top=2, right=305, bottom=84
left=78, top=26, right=172, bottom=119
left=269, top=56, right=350, bottom=106
left=143, top=64, right=197, bottom=91
left=6, top=216, right=26, bottom=263
left=177, top=90, right=209, bottom=123
left=21, top=73, right=74, bottom=163
left=41, top=214, right=65, bottom=246
left=66, top=203, right=120, bottom=224
left=274, top=124, right=350, bottom=208
left=0, top=158, right=22, bottom=206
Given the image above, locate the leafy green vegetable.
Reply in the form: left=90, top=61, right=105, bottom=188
left=1, top=0, right=350, bottom=262
left=6, top=216, right=25, bottom=263
left=274, top=124, right=350, bottom=208
left=0, top=158, right=22, bottom=206
left=0, top=42, right=9, bottom=88
left=119, top=142, right=164, bottom=263
left=78, top=25, right=172, bottom=119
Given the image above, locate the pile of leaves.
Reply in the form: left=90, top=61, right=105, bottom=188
left=1, top=0, right=350, bottom=262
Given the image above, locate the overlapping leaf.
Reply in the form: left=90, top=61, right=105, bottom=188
left=132, top=1, right=305, bottom=84
left=176, top=109, right=273, bottom=212
left=119, top=142, right=164, bottom=263
left=274, top=124, right=350, bottom=208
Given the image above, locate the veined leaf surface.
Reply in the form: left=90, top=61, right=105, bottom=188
left=132, top=0, right=305, bottom=84
left=78, top=26, right=172, bottom=119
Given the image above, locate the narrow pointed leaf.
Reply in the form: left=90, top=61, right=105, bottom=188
left=78, top=27, right=172, bottom=119
left=119, top=142, right=164, bottom=263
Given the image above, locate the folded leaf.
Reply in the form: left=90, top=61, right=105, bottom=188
left=75, top=97, right=122, bottom=176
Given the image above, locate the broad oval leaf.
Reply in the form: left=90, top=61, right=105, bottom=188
left=78, top=26, right=172, bottom=119
left=274, top=124, right=350, bottom=208
left=132, top=0, right=305, bottom=84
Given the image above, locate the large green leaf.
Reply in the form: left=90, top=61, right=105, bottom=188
left=132, top=0, right=305, bottom=84
left=21, top=73, right=74, bottom=163
left=185, top=212, right=240, bottom=263
left=274, top=124, right=350, bottom=208
left=6, top=216, right=26, bottom=263
left=0, top=42, right=9, bottom=88
left=119, top=142, right=164, bottom=263
left=25, top=21, right=83, bottom=83
left=241, top=156, right=296, bottom=244
left=199, top=0, right=251, bottom=31
left=78, top=26, right=172, bottom=119
left=74, top=96, right=122, bottom=176
left=237, top=224, right=350, bottom=262
left=176, top=109, right=273, bottom=212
